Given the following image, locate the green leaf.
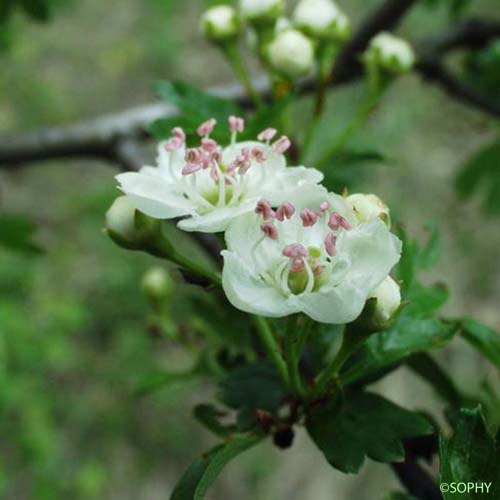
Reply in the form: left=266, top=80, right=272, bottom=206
left=0, top=214, right=42, bottom=255
left=155, top=80, right=241, bottom=127
left=406, top=353, right=463, bottom=407
left=217, top=362, right=287, bottom=416
left=306, top=391, right=433, bottom=473
left=440, top=407, right=500, bottom=499
left=384, top=493, right=418, bottom=500
left=170, top=433, right=262, bottom=500
left=193, top=404, right=235, bottom=437
left=133, top=369, right=196, bottom=396
left=455, top=139, right=500, bottom=216
left=460, top=318, right=500, bottom=372
left=405, top=283, right=449, bottom=317
left=341, top=314, right=458, bottom=386
left=417, top=223, right=441, bottom=269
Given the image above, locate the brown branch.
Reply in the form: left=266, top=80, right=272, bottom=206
left=420, top=17, right=500, bottom=55
left=1, top=5, right=500, bottom=169
left=417, top=59, right=500, bottom=118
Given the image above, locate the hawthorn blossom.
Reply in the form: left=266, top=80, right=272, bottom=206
left=116, top=118, right=323, bottom=233
left=365, top=32, right=415, bottom=74
left=222, top=187, right=401, bottom=323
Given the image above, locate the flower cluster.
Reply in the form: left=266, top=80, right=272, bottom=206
left=111, top=119, right=402, bottom=324
left=116, top=118, right=323, bottom=233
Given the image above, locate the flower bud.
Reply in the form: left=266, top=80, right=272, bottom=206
left=239, top=0, right=284, bottom=26
left=369, top=276, right=401, bottom=322
left=105, top=196, right=141, bottom=249
left=346, top=193, right=391, bottom=227
left=141, top=267, right=175, bottom=302
left=105, top=195, right=161, bottom=251
left=267, top=29, right=315, bottom=78
left=293, top=0, right=350, bottom=41
left=201, top=5, right=241, bottom=43
left=365, top=32, right=415, bottom=74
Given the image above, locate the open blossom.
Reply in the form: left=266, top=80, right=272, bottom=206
left=115, top=118, right=323, bottom=233
left=222, top=187, right=402, bottom=323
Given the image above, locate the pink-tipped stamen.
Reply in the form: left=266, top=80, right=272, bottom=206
left=328, top=212, right=351, bottom=231
left=272, top=136, right=291, bottom=154
left=258, top=128, right=277, bottom=142
left=182, top=163, right=201, bottom=175
left=325, top=232, right=337, bottom=257
left=172, top=127, right=186, bottom=142
left=165, top=137, right=183, bottom=152
left=275, top=202, right=295, bottom=221
left=201, top=138, right=218, bottom=153
left=197, top=118, right=217, bottom=137
left=251, top=147, right=266, bottom=163
left=282, top=243, right=308, bottom=259
left=300, top=209, right=318, bottom=227
left=261, top=222, right=278, bottom=240
left=317, top=201, right=330, bottom=216
left=255, top=199, right=275, bottom=220
left=229, top=116, right=245, bottom=134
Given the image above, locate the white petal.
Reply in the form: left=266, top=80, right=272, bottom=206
left=178, top=201, right=255, bottom=233
left=336, top=219, right=402, bottom=292
left=222, top=251, right=299, bottom=317
left=156, top=142, right=186, bottom=180
left=290, top=282, right=367, bottom=324
left=116, top=172, right=195, bottom=219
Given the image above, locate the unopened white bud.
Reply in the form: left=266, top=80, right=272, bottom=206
left=142, top=267, right=175, bottom=301
left=369, top=277, right=401, bottom=322
left=239, top=0, right=284, bottom=26
left=268, top=29, right=315, bottom=78
left=346, top=193, right=391, bottom=227
left=293, top=0, right=350, bottom=41
left=201, top=5, right=241, bottom=42
left=106, top=196, right=139, bottom=249
left=366, top=32, right=415, bottom=74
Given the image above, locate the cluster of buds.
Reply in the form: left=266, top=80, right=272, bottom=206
left=200, top=0, right=353, bottom=82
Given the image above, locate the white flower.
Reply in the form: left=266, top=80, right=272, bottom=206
left=268, top=29, right=315, bottom=78
left=239, top=0, right=283, bottom=24
left=346, top=193, right=391, bottom=227
left=116, top=119, right=323, bottom=233
left=369, top=276, right=401, bottom=321
left=201, top=5, right=241, bottom=42
left=222, top=187, right=402, bottom=324
left=293, top=0, right=350, bottom=41
left=366, top=32, right=415, bottom=73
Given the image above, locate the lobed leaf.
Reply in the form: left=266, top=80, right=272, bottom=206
left=307, top=391, right=433, bottom=473
left=440, top=407, right=500, bottom=499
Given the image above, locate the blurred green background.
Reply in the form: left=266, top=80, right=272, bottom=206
left=1, top=0, right=500, bottom=498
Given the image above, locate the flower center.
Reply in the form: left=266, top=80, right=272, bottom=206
left=163, top=117, right=291, bottom=215
left=254, top=199, right=352, bottom=296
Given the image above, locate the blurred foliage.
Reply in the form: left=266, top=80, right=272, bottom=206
left=455, top=138, right=500, bottom=216
left=463, top=38, right=500, bottom=105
